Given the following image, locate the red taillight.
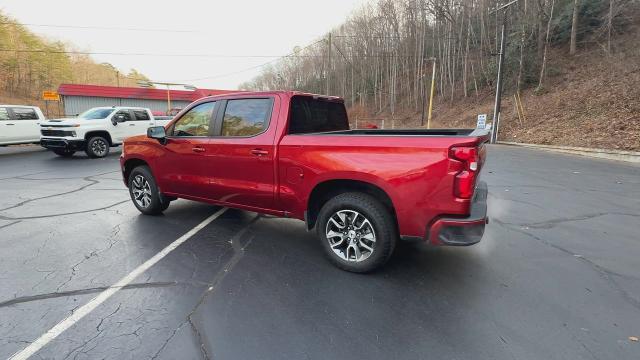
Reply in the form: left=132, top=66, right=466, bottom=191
left=449, top=146, right=480, bottom=199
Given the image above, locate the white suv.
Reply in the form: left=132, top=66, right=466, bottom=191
left=0, top=105, right=46, bottom=146
left=40, top=106, right=171, bottom=158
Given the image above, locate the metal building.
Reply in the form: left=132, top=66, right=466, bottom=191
left=57, top=84, right=234, bottom=116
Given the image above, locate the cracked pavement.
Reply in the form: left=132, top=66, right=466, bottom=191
left=1, top=145, right=639, bottom=359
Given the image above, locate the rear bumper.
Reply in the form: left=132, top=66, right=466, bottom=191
left=40, top=138, right=86, bottom=151
left=427, top=181, right=488, bottom=246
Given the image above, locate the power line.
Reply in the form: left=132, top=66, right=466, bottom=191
left=0, top=48, right=472, bottom=59
left=0, top=21, right=196, bottom=33
left=172, top=39, right=327, bottom=82
left=0, top=48, right=315, bottom=58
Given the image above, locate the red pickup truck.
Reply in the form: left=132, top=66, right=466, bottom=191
left=120, top=91, right=489, bottom=272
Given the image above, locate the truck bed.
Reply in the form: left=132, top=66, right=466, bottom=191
left=301, top=128, right=489, bottom=137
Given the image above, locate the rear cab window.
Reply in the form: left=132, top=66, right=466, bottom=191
left=288, top=96, right=349, bottom=134
left=220, top=98, right=272, bottom=137
left=133, top=110, right=150, bottom=121
left=11, top=107, right=38, bottom=120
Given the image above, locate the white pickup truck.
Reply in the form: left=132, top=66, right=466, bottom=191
left=0, top=105, right=46, bottom=146
left=40, top=106, right=171, bottom=158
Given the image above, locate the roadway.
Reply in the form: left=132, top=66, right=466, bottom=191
left=0, top=144, right=638, bottom=359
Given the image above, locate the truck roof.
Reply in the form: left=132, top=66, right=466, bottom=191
left=93, top=106, right=150, bottom=109
left=195, top=91, right=344, bottom=103
left=0, top=104, right=42, bottom=109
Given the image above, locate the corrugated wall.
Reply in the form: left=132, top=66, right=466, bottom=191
left=62, top=96, right=192, bottom=116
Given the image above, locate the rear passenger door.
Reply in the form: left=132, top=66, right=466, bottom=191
left=132, top=109, right=154, bottom=130
left=205, top=97, right=276, bottom=210
left=7, top=107, right=41, bottom=143
left=0, top=107, right=16, bottom=144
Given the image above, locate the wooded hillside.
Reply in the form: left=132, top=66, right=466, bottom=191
left=0, top=12, right=148, bottom=112
left=241, top=0, right=639, bottom=149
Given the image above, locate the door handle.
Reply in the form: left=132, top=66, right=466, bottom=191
left=5, top=123, right=15, bottom=125
left=128, top=123, right=136, bottom=126
left=250, top=149, right=269, bottom=156
left=192, top=146, right=206, bottom=153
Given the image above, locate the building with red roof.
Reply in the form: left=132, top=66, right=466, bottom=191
left=57, top=84, right=238, bottom=116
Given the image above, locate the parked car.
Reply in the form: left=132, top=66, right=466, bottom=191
left=0, top=105, right=46, bottom=146
left=120, top=91, right=489, bottom=272
left=40, top=106, right=171, bottom=158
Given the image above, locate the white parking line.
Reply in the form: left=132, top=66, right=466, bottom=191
left=9, top=207, right=228, bottom=360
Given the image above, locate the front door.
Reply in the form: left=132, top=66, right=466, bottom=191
left=110, top=110, right=133, bottom=143
left=154, top=101, right=218, bottom=198
left=205, top=97, right=276, bottom=210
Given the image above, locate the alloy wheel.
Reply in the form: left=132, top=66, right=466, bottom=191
left=325, top=209, right=376, bottom=262
left=91, top=139, right=108, bottom=157
left=132, top=175, right=152, bottom=208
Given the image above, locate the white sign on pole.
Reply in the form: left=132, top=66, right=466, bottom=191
left=477, top=114, right=487, bottom=129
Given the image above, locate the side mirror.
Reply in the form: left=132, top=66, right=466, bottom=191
left=147, top=126, right=167, bottom=145
left=112, top=113, right=127, bottom=125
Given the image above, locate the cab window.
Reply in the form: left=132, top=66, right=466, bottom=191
left=171, top=102, right=215, bottom=137
left=288, top=96, right=349, bottom=134
left=11, top=107, right=38, bottom=120
left=220, top=99, right=272, bottom=137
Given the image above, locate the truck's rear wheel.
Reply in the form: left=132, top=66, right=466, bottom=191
left=53, top=149, right=75, bottom=157
left=128, top=166, right=169, bottom=215
left=316, top=192, right=397, bottom=273
left=85, top=136, right=110, bottom=158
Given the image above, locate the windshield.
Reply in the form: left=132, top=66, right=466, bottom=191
left=78, top=108, right=114, bottom=120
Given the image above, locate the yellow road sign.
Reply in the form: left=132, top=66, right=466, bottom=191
left=42, top=91, right=60, bottom=101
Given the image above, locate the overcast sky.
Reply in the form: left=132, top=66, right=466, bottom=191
left=1, top=0, right=368, bottom=90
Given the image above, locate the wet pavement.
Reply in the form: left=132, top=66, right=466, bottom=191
left=0, top=144, right=639, bottom=359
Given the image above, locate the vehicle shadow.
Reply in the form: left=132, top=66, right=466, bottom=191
left=184, top=213, right=495, bottom=360
left=43, top=149, right=122, bottom=161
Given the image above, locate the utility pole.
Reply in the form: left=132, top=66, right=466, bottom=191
left=166, top=84, right=171, bottom=113
left=490, top=0, right=518, bottom=143
left=138, top=81, right=196, bottom=115
left=427, top=58, right=436, bottom=129
left=420, top=59, right=427, bottom=126
left=116, top=71, right=122, bottom=105
left=491, top=22, right=506, bottom=143
left=326, top=33, right=332, bottom=95
left=420, top=58, right=436, bottom=128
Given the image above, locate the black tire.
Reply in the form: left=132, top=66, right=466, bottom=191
left=316, top=192, right=397, bottom=273
left=53, top=149, right=75, bottom=157
left=127, top=166, right=169, bottom=215
left=85, top=136, right=110, bottom=158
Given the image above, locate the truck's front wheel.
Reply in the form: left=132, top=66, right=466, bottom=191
left=85, top=136, right=110, bottom=158
left=316, top=192, right=397, bottom=273
left=128, top=166, right=170, bottom=215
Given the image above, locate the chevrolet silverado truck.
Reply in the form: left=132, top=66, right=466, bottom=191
left=0, top=105, right=46, bottom=146
left=40, top=106, right=171, bottom=158
left=120, top=91, right=489, bottom=272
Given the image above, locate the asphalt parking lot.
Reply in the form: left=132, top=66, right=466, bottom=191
left=0, top=144, right=639, bottom=360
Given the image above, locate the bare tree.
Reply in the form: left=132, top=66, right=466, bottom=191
left=570, top=0, right=579, bottom=55
left=538, top=0, right=555, bottom=90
